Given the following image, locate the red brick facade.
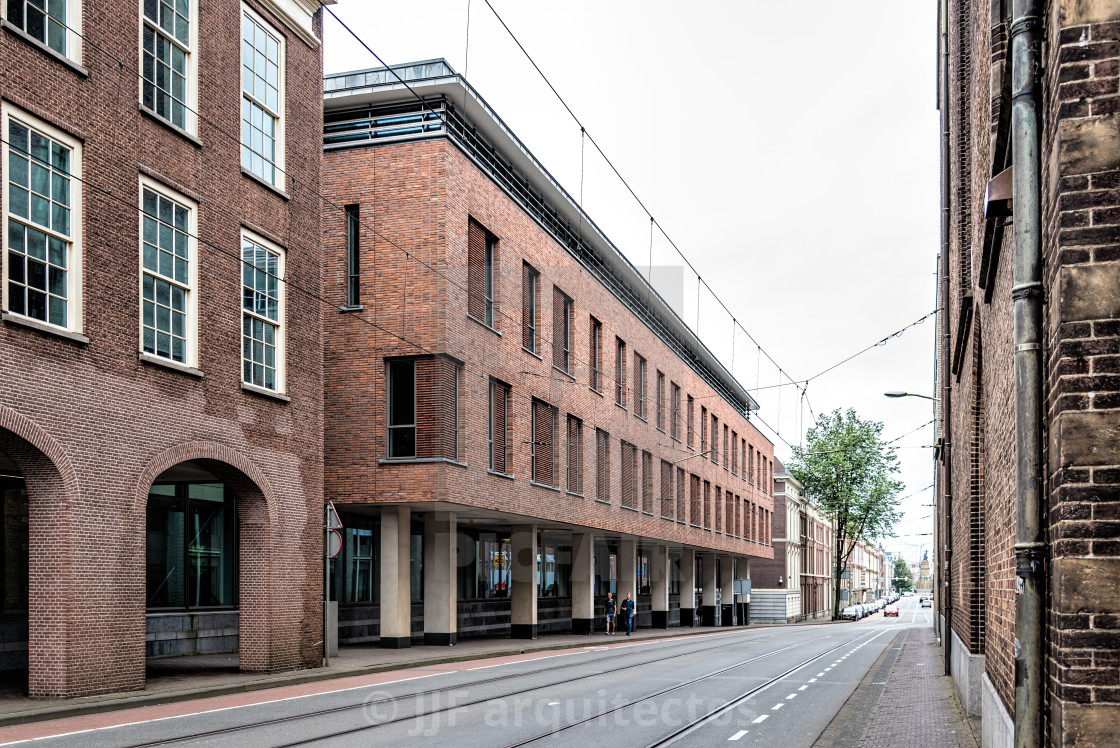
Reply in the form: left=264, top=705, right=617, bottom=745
left=938, top=0, right=1120, bottom=742
left=0, top=0, right=325, bottom=697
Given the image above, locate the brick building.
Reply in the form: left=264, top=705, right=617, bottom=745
left=321, top=60, right=776, bottom=645
left=0, top=0, right=327, bottom=697
left=750, top=460, right=833, bottom=622
left=936, top=1, right=1120, bottom=745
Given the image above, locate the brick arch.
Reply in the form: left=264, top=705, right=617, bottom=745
left=0, top=404, right=79, bottom=498
left=133, top=440, right=278, bottom=524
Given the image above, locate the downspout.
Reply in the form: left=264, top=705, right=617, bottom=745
left=1010, top=0, right=1045, bottom=744
left=938, top=0, right=953, bottom=679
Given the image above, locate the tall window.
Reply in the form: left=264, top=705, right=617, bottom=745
left=670, top=383, right=681, bottom=441
left=711, top=415, right=719, bottom=464
left=567, top=415, right=583, bottom=494
left=330, top=514, right=377, bottom=603
left=141, top=181, right=194, bottom=364
left=689, top=474, right=701, bottom=526
left=749, top=445, right=755, bottom=483
left=700, top=407, right=708, bottom=454
left=142, top=0, right=193, bottom=131
left=620, top=441, right=637, bottom=510
left=714, top=486, right=722, bottom=533
left=489, top=379, right=510, bottom=474
left=3, top=110, right=79, bottom=330
left=522, top=263, right=538, bottom=353
left=241, top=232, right=284, bottom=391
left=345, top=204, right=360, bottom=307
left=553, top=287, right=572, bottom=372
left=722, top=424, right=729, bottom=468
left=633, top=354, right=646, bottom=419
left=589, top=317, right=602, bottom=391
left=731, top=430, right=738, bottom=474
left=467, top=218, right=496, bottom=327
left=241, top=7, right=283, bottom=185
left=655, top=371, right=665, bottom=431
left=660, top=459, right=673, bottom=519
left=703, top=480, right=711, bottom=529
left=146, top=482, right=236, bottom=609
left=686, top=395, right=694, bottom=448
left=531, top=399, right=559, bottom=488
left=595, top=429, right=610, bottom=502
left=641, top=450, right=653, bottom=514
left=387, top=359, right=416, bottom=458
left=7, top=0, right=78, bottom=57
left=676, top=466, right=686, bottom=523
left=615, top=338, right=627, bottom=406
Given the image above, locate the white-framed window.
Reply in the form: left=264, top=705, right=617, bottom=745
left=240, top=230, right=285, bottom=392
left=139, top=176, right=196, bottom=365
left=240, top=5, right=284, bottom=186
left=2, top=105, right=82, bottom=331
left=3, top=0, right=83, bottom=62
left=140, top=0, right=197, bottom=133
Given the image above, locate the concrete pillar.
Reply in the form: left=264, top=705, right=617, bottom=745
left=423, top=511, right=457, bottom=646
left=679, top=548, right=697, bottom=627
left=651, top=544, right=670, bottom=628
left=721, top=555, right=735, bottom=626
left=618, top=538, right=637, bottom=601
left=572, top=532, right=595, bottom=634
left=379, top=506, right=411, bottom=648
left=702, top=553, right=718, bottom=626
left=510, top=525, right=538, bottom=639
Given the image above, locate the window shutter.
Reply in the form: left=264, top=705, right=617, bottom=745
left=491, top=381, right=507, bottom=473
left=533, top=399, right=553, bottom=486
left=642, top=451, right=653, bottom=514
left=677, top=467, right=686, bottom=523
left=621, top=441, right=635, bottom=509
left=522, top=264, right=533, bottom=350
left=714, top=487, right=722, bottom=533
left=552, top=287, right=567, bottom=370
left=467, top=219, right=486, bottom=321
left=660, top=460, right=673, bottom=519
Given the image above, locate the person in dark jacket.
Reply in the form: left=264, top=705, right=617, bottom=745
left=604, top=592, right=617, bottom=634
left=619, top=592, right=636, bottom=635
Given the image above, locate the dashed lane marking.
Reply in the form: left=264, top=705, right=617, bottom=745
left=772, top=703, right=784, bottom=711
left=729, top=729, right=748, bottom=741
left=798, top=685, right=808, bottom=691
left=752, top=715, right=769, bottom=724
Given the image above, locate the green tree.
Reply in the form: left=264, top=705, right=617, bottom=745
left=893, top=557, right=914, bottom=592
left=787, top=409, right=903, bottom=619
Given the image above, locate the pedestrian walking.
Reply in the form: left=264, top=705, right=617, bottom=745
left=604, top=592, right=616, bottom=634
left=620, top=592, right=635, bottom=635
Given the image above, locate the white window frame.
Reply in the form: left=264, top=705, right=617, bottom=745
left=138, top=0, right=199, bottom=134
left=240, top=228, right=286, bottom=393
left=240, top=3, right=285, bottom=187
left=1, top=104, right=83, bottom=333
left=2, top=0, right=83, bottom=64
left=138, top=175, right=198, bottom=366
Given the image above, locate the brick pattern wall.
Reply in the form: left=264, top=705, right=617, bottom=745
left=0, top=1, right=324, bottom=697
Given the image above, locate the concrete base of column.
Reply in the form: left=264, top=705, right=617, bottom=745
left=511, top=624, right=538, bottom=640
left=379, top=637, right=411, bottom=649
left=423, top=632, right=457, bottom=646
left=680, top=609, right=696, bottom=627
left=701, top=606, right=718, bottom=626
left=651, top=611, right=669, bottom=629
left=572, top=618, right=595, bottom=635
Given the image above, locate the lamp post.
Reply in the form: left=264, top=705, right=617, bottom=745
left=884, top=391, right=940, bottom=401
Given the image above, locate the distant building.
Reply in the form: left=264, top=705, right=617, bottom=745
left=750, top=461, right=832, bottom=622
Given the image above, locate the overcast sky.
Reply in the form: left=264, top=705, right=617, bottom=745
left=322, top=1, right=940, bottom=566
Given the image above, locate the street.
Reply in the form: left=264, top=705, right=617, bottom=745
left=0, top=598, right=935, bottom=747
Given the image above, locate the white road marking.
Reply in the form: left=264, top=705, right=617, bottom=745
left=785, top=693, right=797, bottom=700
left=753, top=715, right=769, bottom=724
left=816, top=672, right=825, bottom=677
left=798, top=685, right=809, bottom=691
left=729, top=729, right=749, bottom=741
left=809, top=678, right=818, bottom=683
left=824, top=667, right=832, bottom=671
left=772, top=703, right=784, bottom=711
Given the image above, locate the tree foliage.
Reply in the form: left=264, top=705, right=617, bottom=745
left=893, top=557, right=914, bottom=592
left=787, top=408, right=903, bottom=617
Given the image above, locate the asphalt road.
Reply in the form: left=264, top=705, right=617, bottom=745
left=4, top=596, right=935, bottom=748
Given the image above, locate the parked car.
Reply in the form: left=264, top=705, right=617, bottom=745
left=921, top=597, right=932, bottom=608
left=841, top=606, right=861, bottom=620
left=884, top=605, right=899, bottom=617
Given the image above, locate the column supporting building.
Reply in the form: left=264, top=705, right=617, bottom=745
left=680, top=548, right=697, bottom=627
left=651, top=544, right=670, bottom=628
left=702, top=553, right=719, bottom=626
left=379, top=506, right=412, bottom=648
left=511, top=525, right=538, bottom=639
left=423, top=511, right=457, bottom=646
left=720, top=555, right=735, bottom=626
left=572, top=531, right=595, bottom=634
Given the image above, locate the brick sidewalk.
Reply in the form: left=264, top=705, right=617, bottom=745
left=857, top=626, right=979, bottom=747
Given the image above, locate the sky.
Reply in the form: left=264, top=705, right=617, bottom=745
left=321, top=1, right=940, bottom=565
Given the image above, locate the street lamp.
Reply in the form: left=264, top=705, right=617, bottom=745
left=884, top=391, right=940, bottom=401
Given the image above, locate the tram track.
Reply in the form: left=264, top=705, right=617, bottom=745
left=117, top=626, right=830, bottom=748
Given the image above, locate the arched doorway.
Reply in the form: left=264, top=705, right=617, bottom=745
left=0, top=449, right=28, bottom=695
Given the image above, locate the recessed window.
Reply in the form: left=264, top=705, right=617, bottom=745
left=241, top=6, right=284, bottom=185
left=633, top=354, right=646, bottom=419
left=387, top=359, right=416, bottom=458
left=596, top=428, right=610, bottom=502
left=531, top=398, right=559, bottom=488
left=655, top=371, right=665, bottom=431
left=567, top=415, right=583, bottom=494
left=660, top=459, right=673, bottom=519
left=552, top=287, right=572, bottom=372
left=489, top=379, right=510, bottom=474
left=522, top=263, right=538, bottom=353
left=589, top=317, right=602, bottom=391
left=615, top=338, right=627, bottom=407
left=467, top=218, right=496, bottom=328
left=641, top=450, right=653, bottom=514
left=142, top=0, right=195, bottom=132
left=146, top=481, right=236, bottom=609
left=3, top=108, right=80, bottom=331
left=686, top=394, right=694, bottom=448
left=6, top=0, right=80, bottom=59
left=345, top=204, right=360, bottom=306
left=670, top=383, right=681, bottom=441
left=621, top=440, right=637, bottom=509
left=140, top=179, right=196, bottom=364
left=241, top=232, right=284, bottom=391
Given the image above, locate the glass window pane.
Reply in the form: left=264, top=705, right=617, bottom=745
left=388, top=360, right=414, bottom=427
left=146, top=487, right=186, bottom=608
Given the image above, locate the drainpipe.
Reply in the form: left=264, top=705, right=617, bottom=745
left=938, top=0, right=953, bottom=679
left=1010, top=0, right=1045, bottom=745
